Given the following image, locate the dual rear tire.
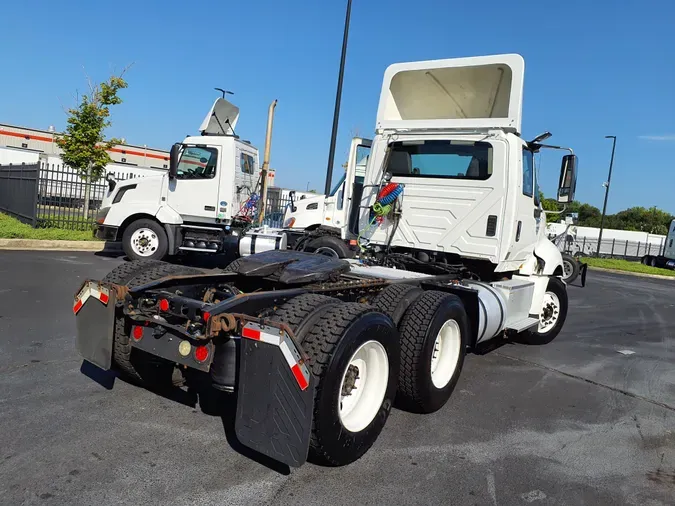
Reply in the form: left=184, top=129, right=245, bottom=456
left=373, top=286, right=469, bottom=413
left=272, top=287, right=470, bottom=466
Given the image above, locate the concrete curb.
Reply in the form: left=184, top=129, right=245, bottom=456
left=588, top=266, right=675, bottom=281
left=0, top=238, right=122, bottom=252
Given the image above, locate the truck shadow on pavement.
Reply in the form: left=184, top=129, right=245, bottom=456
left=80, top=359, right=291, bottom=474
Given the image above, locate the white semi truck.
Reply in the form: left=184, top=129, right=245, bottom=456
left=95, top=98, right=286, bottom=261
left=642, top=219, right=675, bottom=269
left=74, top=54, right=579, bottom=469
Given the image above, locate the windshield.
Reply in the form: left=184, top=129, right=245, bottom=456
left=176, top=146, right=218, bottom=180
left=329, top=173, right=346, bottom=196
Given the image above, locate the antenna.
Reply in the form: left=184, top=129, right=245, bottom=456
left=214, top=88, right=234, bottom=99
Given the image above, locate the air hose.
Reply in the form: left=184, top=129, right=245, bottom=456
left=357, top=182, right=404, bottom=250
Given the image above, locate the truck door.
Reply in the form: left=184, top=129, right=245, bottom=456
left=167, top=145, right=220, bottom=221
left=509, top=148, right=539, bottom=261
left=323, top=138, right=371, bottom=238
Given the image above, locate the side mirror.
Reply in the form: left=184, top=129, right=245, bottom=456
left=289, top=190, right=297, bottom=212
left=169, top=143, right=181, bottom=179
left=105, top=173, right=117, bottom=192
left=557, top=154, right=578, bottom=203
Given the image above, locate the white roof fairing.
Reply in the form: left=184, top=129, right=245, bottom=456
left=376, top=54, right=525, bottom=134
left=199, top=98, right=240, bottom=135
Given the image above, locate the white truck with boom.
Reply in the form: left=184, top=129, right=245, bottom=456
left=73, top=54, right=579, bottom=469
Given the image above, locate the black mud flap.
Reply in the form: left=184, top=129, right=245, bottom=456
left=235, top=330, right=315, bottom=468
left=580, top=262, right=588, bottom=287
left=74, top=281, right=116, bottom=371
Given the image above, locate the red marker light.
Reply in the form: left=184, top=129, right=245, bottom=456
left=202, top=312, right=210, bottom=322
left=132, top=326, right=143, bottom=341
left=194, top=346, right=209, bottom=362
left=158, top=299, right=170, bottom=311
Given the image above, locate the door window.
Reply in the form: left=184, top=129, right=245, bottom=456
left=176, top=147, right=217, bottom=180
left=522, top=149, right=534, bottom=197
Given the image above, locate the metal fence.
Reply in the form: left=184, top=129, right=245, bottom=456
left=552, top=234, right=666, bottom=260
left=0, top=162, right=292, bottom=231
left=0, top=164, right=39, bottom=225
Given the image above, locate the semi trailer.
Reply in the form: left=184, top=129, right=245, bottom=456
left=74, top=53, right=579, bottom=468
left=641, top=219, right=675, bottom=269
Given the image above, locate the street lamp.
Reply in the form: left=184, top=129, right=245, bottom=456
left=596, top=135, right=617, bottom=257
left=324, top=0, right=353, bottom=196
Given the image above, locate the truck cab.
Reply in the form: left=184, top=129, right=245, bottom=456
left=96, top=98, right=263, bottom=260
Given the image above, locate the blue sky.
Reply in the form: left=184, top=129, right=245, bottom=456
left=1, top=0, right=673, bottom=214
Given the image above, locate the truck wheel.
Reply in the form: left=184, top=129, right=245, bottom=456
left=372, top=283, right=424, bottom=326
left=271, top=293, right=342, bottom=337
left=397, top=291, right=469, bottom=414
left=522, top=276, right=568, bottom=345
left=561, top=253, right=580, bottom=284
left=106, top=262, right=203, bottom=387
left=304, top=235, right=352, bottom=259
left=301, top=303, right=399, bottom=466
left=122, top=219, right=169, bottom=261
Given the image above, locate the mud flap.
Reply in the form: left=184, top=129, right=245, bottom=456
left=580, top=262, right=588, bottom=287
left=74, top=281, right=116, bottom=371
left=235, top=328, right=315, bottom=468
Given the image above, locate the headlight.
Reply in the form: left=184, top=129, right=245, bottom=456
left=96, top=207, right=110, bottom=224
left=283, top=217, right=296, bottom=228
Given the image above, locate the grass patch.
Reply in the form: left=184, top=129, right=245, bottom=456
left=581, top=257, right=675, bottom=277
left=0, top=212, right=100, bottom=241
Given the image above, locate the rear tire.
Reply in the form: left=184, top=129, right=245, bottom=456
left=397, top=290, right=469, bottom=414
left=521, top=276, right=568, bottom=345
left=372, top=283, right=424, bottom=326
left=122, top=219, right=169, bottom=261
left=304, top=235, right=352, bottom=259
left=104, top=261, right=203, bottom=387
left=561, top=253, right=580, bottom=284
left=292, top=303, right=399, bottom=466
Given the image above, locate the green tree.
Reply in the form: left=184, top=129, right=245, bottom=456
left=57, top=71, right=129, bottom=218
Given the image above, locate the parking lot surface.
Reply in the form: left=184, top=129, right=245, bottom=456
left=0, top=251, right=674, bottom=505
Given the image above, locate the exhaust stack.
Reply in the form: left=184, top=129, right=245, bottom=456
left=258, top=99, right=277, bottom=225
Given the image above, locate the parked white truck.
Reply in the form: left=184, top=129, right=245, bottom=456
left=642, top=219, right=675, bottom=269
left=95, top=98, right=286, bottom=260
left=74, top=54, right=578, bottom=469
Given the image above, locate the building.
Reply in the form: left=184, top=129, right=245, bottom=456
left=0, top=122, right=170, bottom=169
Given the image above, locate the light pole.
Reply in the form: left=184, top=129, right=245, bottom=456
left=596, top=135, right=617, bottom=256
left=324, top=0, right=352, bottom=196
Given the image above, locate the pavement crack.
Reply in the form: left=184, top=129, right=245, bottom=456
left=495, top=352, right=675, bottom=413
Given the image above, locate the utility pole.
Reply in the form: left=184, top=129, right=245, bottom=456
left=324, top=0, right=352, bottom=196
left=596, top=135, right=617, bottom=257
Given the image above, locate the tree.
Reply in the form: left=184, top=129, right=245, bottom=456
left=57, top=71, right=129, bottom=219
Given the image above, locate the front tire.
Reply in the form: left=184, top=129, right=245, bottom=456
left=397, top=291, right=469, bottom=414
left=122, top=219, right=169, bottom=261
left=521, top=276, right=568, bottom=345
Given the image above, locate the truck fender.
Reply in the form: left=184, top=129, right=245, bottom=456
left=519, top=238, right=564, bottom=277
left=155, top=205, right=183, bottom=225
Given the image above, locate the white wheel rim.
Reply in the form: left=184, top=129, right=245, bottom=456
left=538, top=291, right=561, bottom=334
left=130, top=228, right=159, bottom=257
left=338, top=340, right=389, bottom=433
left=563, top=259, right=574, bottom=278
left=314, top=246, right=340, bottom=258
left=430, top=319, right=462, bottom=389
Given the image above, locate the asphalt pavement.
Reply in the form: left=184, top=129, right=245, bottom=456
left=0, top=251, right=673, bottom=505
